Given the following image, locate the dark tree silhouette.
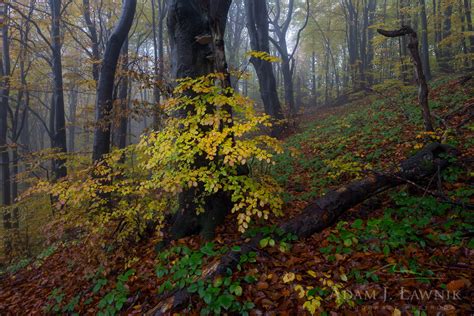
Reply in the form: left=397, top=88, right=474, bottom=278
left=245, top=0, right=284, bottom=135
left=49, top=0, right=68, bottom=179
left=92, top=0, right=137, bottom=162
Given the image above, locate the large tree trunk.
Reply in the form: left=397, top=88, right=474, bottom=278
left=147, top=143, right=455, bottom=315
left=245, top=0, right=284, bottom=135
left=92, top=0, right=137, bottom=162
left=166, top=0, right=233, bottom=241
left=49, top=0, right=68, bottom=180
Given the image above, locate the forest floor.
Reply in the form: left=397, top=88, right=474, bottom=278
left=0, top=75, right=473, bottom=315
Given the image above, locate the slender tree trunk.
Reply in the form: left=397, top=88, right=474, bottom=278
left=458, top=0, right=470, bottom=68
left=83, top=0, right=100, bottom=84
left=92, top=0, right=137, bottom=162
left=464, top=0, right=474, bottom=54
left=378, top=26, right=434, bottom=132
left=439, top=3, right=453, bottom=71
left=311, top=51, right=317, bottom=106
left=419, top=0, right=432, bottom=80
left=1, top=2, right=13, bottom=257
left=68, top=88, right=78, bottom=152
left=366, top=0, right=377, bottom=85
left=49, top=0, right=68, bottom=179
left=151, top=0, right=162, bottom=129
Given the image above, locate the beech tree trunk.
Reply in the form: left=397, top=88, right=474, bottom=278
left=49, top=0, right=68, bottom=179
left=92, top=0, right=137, bottom=162
left=1, top=1, right=12, bottom=218
left=112, top=39, right=129, bottom=149
left=419, top=0, right=432, bottom=80
left=378, top=26, right=434, bottom=132
left=147, top=143, right=455, bottom=315
left=245, top=0, right=284, bottom=135
left=166, top=0, right=233, bottom=241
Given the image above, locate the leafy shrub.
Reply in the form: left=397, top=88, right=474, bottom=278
left=20, top=73, right=284, bottom=239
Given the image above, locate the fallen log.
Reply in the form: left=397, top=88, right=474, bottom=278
left=147, top=143, right=455, bottom=315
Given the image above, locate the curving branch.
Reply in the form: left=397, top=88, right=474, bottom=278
left=377, top=26, right=434, bottom=132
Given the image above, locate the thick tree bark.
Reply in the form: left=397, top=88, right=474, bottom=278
left=378, top=26, right=434, bottom=132
left=49, top=0, right=68, bottom=179
left=165, top=0, right=233, bottom=241
left=147, top=143, right=455, bottom=315
left=419, top=0, right=432, bottom=80
left=92, top=0, right=137, bottom=162
left=245, top=0, right=284, bottom=135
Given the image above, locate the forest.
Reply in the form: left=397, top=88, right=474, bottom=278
left=0, top=0, right=473, bottom=314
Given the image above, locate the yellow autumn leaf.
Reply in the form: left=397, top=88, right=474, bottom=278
left=282, top=272, right=296, bottom=283
left=294, top=285, right=305, bottom=299
left=307, top=270, right=318, bottom=278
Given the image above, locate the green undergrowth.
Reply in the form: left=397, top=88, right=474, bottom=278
left=5, top=76, right=473, bottom=315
